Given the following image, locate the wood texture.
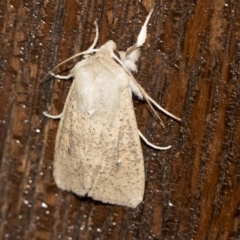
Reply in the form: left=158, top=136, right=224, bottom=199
left=0, top=0, right=240, bottom=239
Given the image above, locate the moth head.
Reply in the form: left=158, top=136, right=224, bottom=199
left=98, top=40, right=140, bottom=73
left=98, top=40, right=117, bottom=55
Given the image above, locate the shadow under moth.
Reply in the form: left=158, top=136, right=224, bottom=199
left=43, top=9, right=181, bottom=208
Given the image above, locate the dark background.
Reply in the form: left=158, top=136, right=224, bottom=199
left=1, top=0, right=240, bottom=239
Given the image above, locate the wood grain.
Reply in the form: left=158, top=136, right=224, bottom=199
left=0, top=0, right=240, bottom=239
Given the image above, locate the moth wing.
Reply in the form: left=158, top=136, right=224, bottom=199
left=87, top=87, right=145, bottom=208
left=53, top=75, right=115, bottom=196
left=53, top=57, right=144, bottom=208
left=53, top=81, right=87, bottom=195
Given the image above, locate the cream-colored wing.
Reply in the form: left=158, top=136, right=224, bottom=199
left=53, top=55, right=144, bottom=208
left=87, top=87, right=145, bottom=208
left=53, top=82, right=87, bottom=195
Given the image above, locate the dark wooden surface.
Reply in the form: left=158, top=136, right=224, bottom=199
left=1, top=0, right=240, bottom=239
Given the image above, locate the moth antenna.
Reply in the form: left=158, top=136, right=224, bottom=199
left=112, top=54, right=165, bottom=127
left=51, top=19, right=100, bottom=72
left=41, top=20, right=101, bottom=84
left=87, top=20, right=99, bottom=51
left=112, top=54, right=181, bottom=126
left=40, top=49, right=98, bottom=84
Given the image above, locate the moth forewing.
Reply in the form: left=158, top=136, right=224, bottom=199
left=53, top=51, right=144, bottom=208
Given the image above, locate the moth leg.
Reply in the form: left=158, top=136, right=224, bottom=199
left=49, top=72, right=73, bottom=80
left=138, top=130, right=171, bottom=150
left=147, top=96, right=182, bottom=122
left=113, top=53, right=181, bottom=124
left=87, top=20, right=99, bottom=51
left=43, top=111, right=62, bottom=119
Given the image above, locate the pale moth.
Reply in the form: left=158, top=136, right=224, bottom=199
left=44, top=9, right=181, bottom=208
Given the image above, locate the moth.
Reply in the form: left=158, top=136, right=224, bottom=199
left=44, top=9, right=180, bottom=208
